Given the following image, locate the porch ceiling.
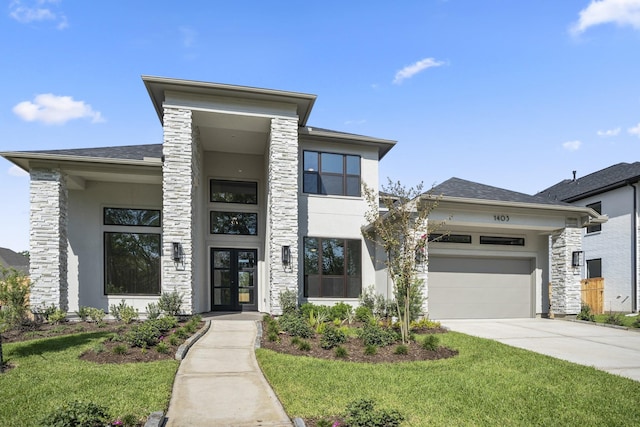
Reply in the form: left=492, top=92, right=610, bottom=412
left=193, top=110, right=271, bottom=154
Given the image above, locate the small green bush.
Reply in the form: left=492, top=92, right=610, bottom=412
left=168, top=335, right=180, bottom=346
left=155, top=342, right=170, bottom=354
left=334, top=346, right=348, bottom=358
left=355, top=306, right=373, bottom=322
left=112, top=344, right=128, bottom=355
left=320, top=325, right=347, bottom=349
left=124, top=322, right=160, bottom=348
left=330, top=302, right=353, bottom=321
left=267, top=331, right=279, bottom=342
left=343, top=398, right=404, bottom=427
left=158, top=289, right=184, bottom=316
left=279, top=289, right=298, bottom=314
left=0, top=266, right=31, bottom=327
left=364, top=344, right=378, bottom=355
left=301, top=303, right=330, bottom=320
left=146, top=302, right=161, bottom=320
left=278, top=313, right=314, bottom=338
left=421, top=334, right=440, bottom=351
left=40, top=400, right=110, bottom=427
left=150, top=315, right=178, bottom=333
left=394, top=344, right=408, bottom=355
left=48, top=309, right=67, bottom=325
left=297, top=340, right=311, bottom=351
left=75, top=306, right=91, bottom=322
left=577, top=304, right=595, bottom=322
left=410, top=317, right=442, bottom=330
left=110, top=300, right=139, bottom=324
left=86, top=307, right=106, bottom=323
left=358, top=323, right=398, bottom=347
left=290, top=336, right=301, bottom=345
left=173, top=327, right=188, bottom=339
left=605, top=312, right=625, bottom=326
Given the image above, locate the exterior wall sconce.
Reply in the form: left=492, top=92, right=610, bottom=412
left=172, top=242, right=184, bottom=263
left=281, top=245, right=291, bottom=266
left=572, top=250, right=584, bottom=267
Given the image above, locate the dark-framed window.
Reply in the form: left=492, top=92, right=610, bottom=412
left=104, top=232, right=161, bottom=295
left=210, top=179, right=258, bottom=204
left=210, top=211, right=258, bottom=235
left=304, top=237, right=361, bottom=298
left=480, top=236, right=525, bottom=246
left=103, top=207, right=161, bottom=295
left=586, top=202, right=602, bottom=233
left=428, top=233, right=472, bottom=244
left=104, top=207, right=161, bottom=226
left=587, top=258, right=602, bottom=278
left=303, top=151, right=361, bottom=197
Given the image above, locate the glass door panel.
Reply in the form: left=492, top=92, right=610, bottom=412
left=211, top=248, right=257, bottom=311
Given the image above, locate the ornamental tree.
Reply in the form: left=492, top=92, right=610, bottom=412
left=362, top=179, right=445, bottom=343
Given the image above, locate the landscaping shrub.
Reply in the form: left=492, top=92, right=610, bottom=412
left=577, top=303, right=595, bottom=322
left=421, top=334, right=440, bottom=351
left=0, top=266, right=31, bottom=327
left=395, top=279, right=425, bottom=322
left=149, top=316, right=178, bottom=333
left=320, top=325, right=347, bottom=349
left=146, top=302, right=161, bottom=320
left=355, top=305, right=373, bottom=322
left=410, top=317, right=442, bottom=330
left=343, top=398, right=404, bottom=427
left=267, top=331, right=279, bottom=342
left=301, top=302, right=330, bottom=320
left=394, top=344, right=408, bottom=355
left=40, top=400, right=110, bottom=427
left=48, top=309, right=67, bottom=325
left=112, top=344, right=128, bottom=355
left=155, top=342, right=170, bottom=354
left=124, top=322, right=160, bottom=348
left=86, top=307, right=106, bottom=324
left=330, top=302, right=353, bottom=321
left=334, top=346, right=348, bottom=358
left=605, top=312, right=625, bottom=326
left=278, top=313, right=314, bottom=338
left=279, top=289, right=298, bottom=315
left=75, top=306, right=91, bottom=322
left=158, top=289, right=183, bottom=316
left=358, top=323, right=398, bottom=347
left=110, top=300, right=139, bottom=324
left=359, top=285, right=393, bottom=319
left=297, top=340, right=311, bottom=351
left=364, top=344, right=378, bottom=355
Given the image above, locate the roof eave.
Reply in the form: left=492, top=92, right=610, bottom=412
left=0, top=152, right=163, bottom=171
left=561, top=175, right=640, bottom=202
left=299, top=127, right=397, bottom=159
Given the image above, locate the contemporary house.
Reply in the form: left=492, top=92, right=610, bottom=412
left=0, top=76, right=605, bottom=319
left=538, top=163, right=640, bottom=313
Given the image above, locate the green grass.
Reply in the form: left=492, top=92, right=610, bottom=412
left=257, top=332, right=640, bottom=426
left=0, top=331, right=178, bottom=426
left=593, top=313, right=638, bottom=327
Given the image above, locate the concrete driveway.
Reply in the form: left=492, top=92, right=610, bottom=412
left=441, top=318, right=640, bottom=382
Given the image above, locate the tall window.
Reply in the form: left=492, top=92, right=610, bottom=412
left=303, top=151, right=361, bottom=196
left=104, top=208, right=161, bottom=295
left=304, top=237, right=361, bottom=298
left=586, top=202, right=602, bottom=233
left=587, top=258, right=602, bottom=278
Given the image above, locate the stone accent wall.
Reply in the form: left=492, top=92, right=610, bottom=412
left=29, top=168, right=68, bottom=311
left=162, top=107, right=195, bottom=314
left=267, top=117, right=299, bottom=314
left=551, top=227, right=582, bottom=315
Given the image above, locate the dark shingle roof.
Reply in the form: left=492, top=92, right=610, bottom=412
left=26, top=144, right=163, bottom=161
left=431, top=177, right=570, bottom=206
left=536, top=162, right=640, bottom=202
left=0, top=248, right=29, bottom=275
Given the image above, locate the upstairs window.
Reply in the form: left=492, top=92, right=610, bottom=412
left=210, top=179, right=257, bottom=204
left=303, top=151, right=361, bottom=197
left=586, top=202, right=602, bottom=233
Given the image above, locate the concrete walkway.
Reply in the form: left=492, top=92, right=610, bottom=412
left=164, top=319, right=293, bottom=427
left=442, top=318, right=640, bottom=382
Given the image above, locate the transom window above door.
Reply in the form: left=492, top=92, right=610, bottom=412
left=210, top=179, right=257, bottom=204
left=303, top=151, right=361, bottom=197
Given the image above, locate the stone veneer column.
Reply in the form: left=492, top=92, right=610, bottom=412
left=267, top=117, right=299, bottom=314
left=162, top=107, right=195, bottom=314
left=29, top=168, right=68, bottom=311
left=550, top=227, right=582, bottom=316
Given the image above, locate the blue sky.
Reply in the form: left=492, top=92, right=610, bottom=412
left=1, top=0, right=640, bottom=251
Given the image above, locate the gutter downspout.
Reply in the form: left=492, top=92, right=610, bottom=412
left=630, top=181, right=638, bottom=313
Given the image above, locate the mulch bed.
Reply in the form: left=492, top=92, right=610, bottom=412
left=260, top=321, right=458, bottom=363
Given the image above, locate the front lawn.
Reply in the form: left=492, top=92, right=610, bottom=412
left=257, top=331, right=640, bottom=426
left=0, top=331, right=178, bottom=426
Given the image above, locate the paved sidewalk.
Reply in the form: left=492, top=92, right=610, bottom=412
left=442, top=318, right=640, bottom=382
left=164, top=319, right=293, bottom=427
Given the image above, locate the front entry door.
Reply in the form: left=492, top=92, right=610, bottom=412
left=211, top=248, right=258, bottom=311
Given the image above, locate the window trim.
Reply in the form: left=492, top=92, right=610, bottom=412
left=209, top=179, right=258, bottom=204
left=302, top=150, right=361, bottom=197
left=303, top=237, right=362, bottom=298
left=586, top=258, right=602, bottom=278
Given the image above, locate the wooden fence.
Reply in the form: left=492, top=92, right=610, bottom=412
left=581, top=278, right=604, bottom=314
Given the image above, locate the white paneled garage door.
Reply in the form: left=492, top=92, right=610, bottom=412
left=429, top=256, right=533, bottom=319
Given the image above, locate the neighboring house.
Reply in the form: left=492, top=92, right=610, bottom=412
left=538, top=163, right=640, bottom=313
left=0, top=76, right=604, bottom=319
left=0, top=247, right=29, bottom=275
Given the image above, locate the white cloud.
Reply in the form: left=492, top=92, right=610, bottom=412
left=570, top=0, right=640, bottom=35
left=563, top=140, right=582, bottom=151
left=13, top=93, right=105, bottom=125
left=393, top=57, right=444, bottom=85
left=9, top=0, right=68, bottom=29
left=179, top=26, right=197, bottom=48
left=629, top=122, right=640, bottom=137
left=344, top=119, right=367, bottom=125
left=597, top=127, right=621, bottom=136
left=8, top=165, right=28, bottom=177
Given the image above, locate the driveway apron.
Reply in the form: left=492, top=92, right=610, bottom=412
left=164, top=319, right=293, bottom=427
left=442, top=318, right=640, bottom=382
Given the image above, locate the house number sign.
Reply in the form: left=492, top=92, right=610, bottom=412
left=494, top=214, right=510, bottom=222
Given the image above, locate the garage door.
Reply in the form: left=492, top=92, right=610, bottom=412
left=429, top=256, right=533, bottom=319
